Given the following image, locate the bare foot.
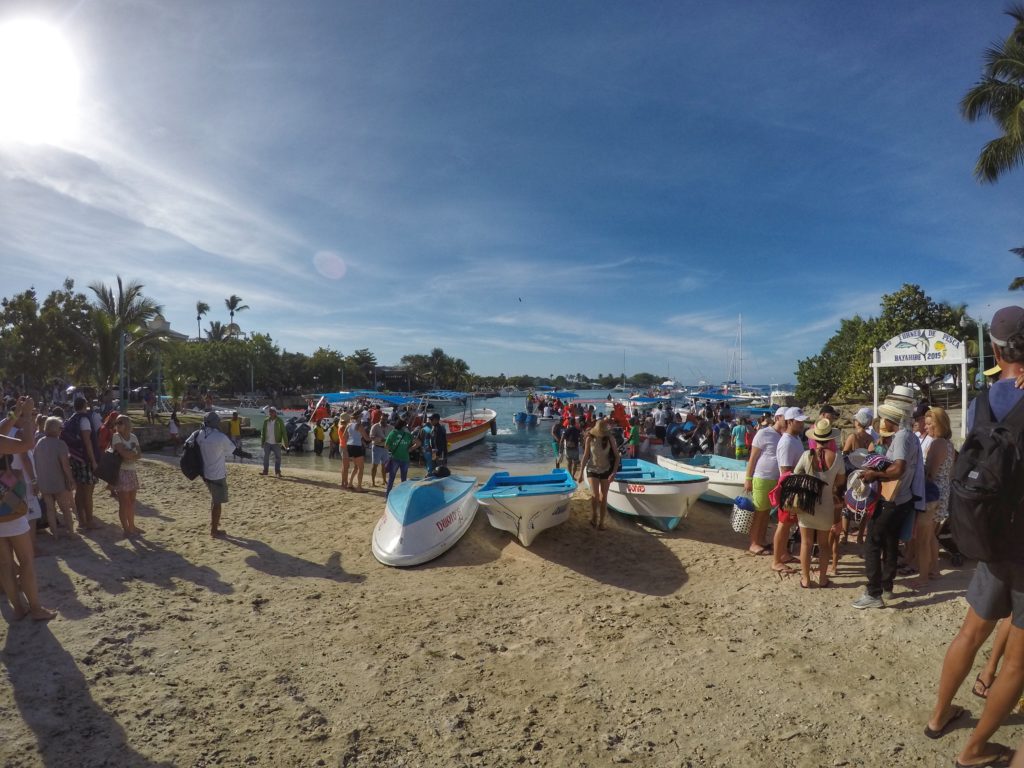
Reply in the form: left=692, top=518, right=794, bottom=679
left=131, top=526, right=144, bottom=535
left=11, top=604, right=28, bottom=621
left=211, top=528, right=227, bottom=538
left=30, top=607, right=56, bottom=621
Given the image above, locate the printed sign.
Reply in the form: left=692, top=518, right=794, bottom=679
left=627, top=484, right=646, bottom=493
left=875, top=329, right=968, bottom=367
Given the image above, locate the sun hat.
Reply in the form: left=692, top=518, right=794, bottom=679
left=805, top=418, right=839, bottom=443
left=590, top=419, right=611, bottom=437
left=877, top=402, right=906, bottom=427
left=784, top=407, right=807, bottom=422
left=774, top=406, right=788, bottom=418
left=990, top=306, right=1024, bottom=346
left=853, top=409, right=872, bottom=427
left=204, top=411, right=221, bottom=428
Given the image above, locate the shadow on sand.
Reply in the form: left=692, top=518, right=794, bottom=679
left=223, top=535, right=365, bottom=583
left=3, top=624, right=173, bottom=767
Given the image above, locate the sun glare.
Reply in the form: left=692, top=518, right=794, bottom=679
left=0, top=18, right=80, bottom=144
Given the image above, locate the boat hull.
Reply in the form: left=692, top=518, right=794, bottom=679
left=657, top=454, right=746, bottom=505
left=372, top=475, right=478, bottom=566
left=607, top=459, right=708, bottom=532
left=475, top=470, right=576, bottom=547
left=441, top=409, right=497, bottom=453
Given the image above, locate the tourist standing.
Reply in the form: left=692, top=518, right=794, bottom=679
left=909, top=406, right=953, bottom=590
left=313, top=420, right=325, bottom=456
left=384, top=420, right=414, bottom=497
left=578, top=418, right=619, bottom=530
left=427, top=413, right=448, bottom=474
left=794, top=419, right=844, bottom=588
left=111, top=415, right=142, bottom=538
left=260, top=407, right=285, bottom=477
left=64, top=396, right=99, bottom=530
left=731, top=418, right=750, bottom=460
left=852, top=401, right=920, bottom=609
left=229, top=411, right=243, bottom=457
left=551, top=418, right=565, bottom=468
left=168, top=411, right=182, bottom=455
left=34, top=417, right=76, bottom=538
left=561, top=417, right=582, bottom=478
left=743, top=407, right=786, bottom=558
left=770, top=407, right=807, bottom=574
left=925, top=306, right=1024, bottom=768
left=346, top=417, right=370, bottom=491
left=368, top=417, right=392, bottom=488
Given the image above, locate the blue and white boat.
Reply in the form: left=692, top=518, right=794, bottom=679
left=657, top=453, right=747, bottom=505
left=475, top=469, right=577, bottom=547
left=607, top=458, right=709, bottom=532
left=371, top=475, right=479, bottom=567
left=513, top=412, right=539, bottom=428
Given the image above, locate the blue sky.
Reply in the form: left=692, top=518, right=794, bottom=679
left=1, top=1, right=1021, bottom=384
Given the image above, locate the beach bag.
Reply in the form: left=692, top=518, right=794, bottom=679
left=778, top=451, right=827, bottom=515
left=60, top=411, right=98, bottom=463
left=731, top=495, right=755, bottom=534
left=180, top=431, right=204, bottom=481
left=844, top=469, right=880, bottom=523
left=0, top=465, right=28, bottom=523
left=94, top=448, right=122, bottom=485
left=949, top=391, right=1024, bottom=563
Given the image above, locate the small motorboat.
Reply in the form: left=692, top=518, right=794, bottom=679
left=513, top=412, right=538, bottom=428
left=475, top=469, right=577, bottom=546
left=657, top=453, right=746, bottom=505
left=607, top=458, right=709, bottom=532
left=371, top=474, right=479, bottom=567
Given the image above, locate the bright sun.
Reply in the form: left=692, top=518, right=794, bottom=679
left=0, top=18, right=80, bottom=144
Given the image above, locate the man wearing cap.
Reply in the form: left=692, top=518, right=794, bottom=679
left=197, top=411, right=235, bottom=537
left=853, top=400, right=921, bottom=609
left=925, top=306, right=1024, bottom=768
left=769, top=407, right=809, bottom=573
left=743, top=406, right=787, bottom=558
left=260, top=406, right=285, bottom=477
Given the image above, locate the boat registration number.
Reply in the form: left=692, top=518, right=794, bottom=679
left=627, top=484, right=646, bottom=493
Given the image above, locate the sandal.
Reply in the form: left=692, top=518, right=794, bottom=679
left=954, top=743, right=1015, bottom=768
left=746, top=548, right=771, bottom=556
left=924, top=704, right=966, bottom=739
left=800, top=579, right=815, bottom=589
left=973, top=674, right=994, bottom=700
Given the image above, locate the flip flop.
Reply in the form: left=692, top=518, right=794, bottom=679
left=924, top=704, right=966, bottom=739
left=972, top=675, right=994, bottom=700
left=954, top=743, right=1015, bottom=768
left=747, top=548, right=771, bottom=556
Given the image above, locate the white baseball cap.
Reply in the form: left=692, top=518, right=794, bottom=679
left=774, top=406, right=788, bottom=418
left=784, top=407, right=807, bottom=422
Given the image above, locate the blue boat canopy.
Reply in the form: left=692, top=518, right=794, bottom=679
left=423, top=390, right=471, bottom=400
left=320, top=391, right=418, bottom=405
left=546, top=391, right=578, bottom=399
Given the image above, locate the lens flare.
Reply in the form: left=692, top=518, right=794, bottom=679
left=313, top=250, right=347, bottom=280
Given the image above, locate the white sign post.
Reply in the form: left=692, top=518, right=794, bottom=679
left=870, top=329, right=970, bottom=438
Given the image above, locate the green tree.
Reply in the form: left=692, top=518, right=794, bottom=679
left=195, top=300, right=210, bottom=339
left=84, top=276, right=165, bottom=388
left=961, top=3, right=1024, bottom=289
left=206, top=321, right=228, bottom=341
left=225, top=295, right=250, bottom=326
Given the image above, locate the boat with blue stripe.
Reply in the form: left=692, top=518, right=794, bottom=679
left=607, top=458, right=709, bottom=531
left=657, top=453, right=747, bottom=505
left=475, top=469, right=577, bottom=546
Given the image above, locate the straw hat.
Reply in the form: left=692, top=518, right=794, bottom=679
left=877, top=402, right=907, bottom=425
left=589, top=419, right=611, bottom=437
left=805, top=418, right=839, bottom=443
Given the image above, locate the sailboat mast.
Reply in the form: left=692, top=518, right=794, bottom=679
left=738, top=313, right=743, bottom=385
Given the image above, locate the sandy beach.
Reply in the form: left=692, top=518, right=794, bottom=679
left=1, top=453, right=1019, bottom=768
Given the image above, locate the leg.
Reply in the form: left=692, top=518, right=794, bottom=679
left=0, top=538, right=26, bottom=618
left=864, top=509, right=887, bottom=598
left=799, top=526, right=813, bottom=587
left=386, top=461, right=398, bottom=496
left=597, top=477, right=611, bottom=529
left=341, top=454, right=350, bottom=487
left=817, top=529, right=832, bottom=585
left=127, top=490, right=140, bottom=534
left=587, top=475, right=599, bottom=526
left=273, top=444, right=282, bottom=475
left=928, top=607, right=997, bottom=734
left=8, top=532, right=55, bottom=620
left=42, top=494, right=60, bottom=539
left=829, top=527, right=840, bottom=575
left=56, top=491, right=77, bottom=537
left=772, top=521, right=794, bottom=572
left=749, top=509, right=770, bottom=554
left=211, top=501, right=223, bottom=537
left=976, top=620, right=1012, bottom=698
left=959, top=623, right=1024, bottom=766
left=912, top=507, right=937, bottom=589
left=399, top=461, right=408, bottom=483
left=880, top=504, right=911, bottom=594
left=355, top=457, right=365, bottom=489
left=262, top=443, right=271, bottom=474
left=117, top=489, right=131, bottom=536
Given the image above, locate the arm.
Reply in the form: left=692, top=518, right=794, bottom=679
left=578, top=436, right=591, bottom=481
left=743, top=445, right=762, bottom=493
left=59, top=451, right=74, bottom=490
left=0, top=397, right=36, bottom=455
left=862, top=460, right=907, bottom=484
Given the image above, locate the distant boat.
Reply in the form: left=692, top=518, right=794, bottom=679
left=607, top=458, right=709, bottom=531
left=657, top=454, right=746, bottom=505
left=371, top=474, right=478, bottom=567
left=422, top=391, right=498, bottom=452
left=475, top=469, right=577, bottom=546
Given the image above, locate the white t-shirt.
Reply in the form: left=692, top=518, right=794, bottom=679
left=197, top=428, right=234, bottom=481
left=751, top=426, right=783, bottom=479
left=916, top=430, right=933, bottom=459
left=654, top=409, right=666, bottom=427
left=776, top=433, right=805, bottom=472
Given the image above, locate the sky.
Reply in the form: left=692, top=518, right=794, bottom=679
left=1, top=0, right=1022, bottom=385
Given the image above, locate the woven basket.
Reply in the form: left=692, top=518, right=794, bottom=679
left=731, top=503, right=754, bottom=535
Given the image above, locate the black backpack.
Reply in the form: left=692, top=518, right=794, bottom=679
left=60, top=411, right=99, bottom=463
left=180, top=430, right=204, bottom=481
left=949, top=390, right=1024, bottom=562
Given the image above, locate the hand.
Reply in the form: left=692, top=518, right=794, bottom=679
left=743, top=479, right=752, bottom=493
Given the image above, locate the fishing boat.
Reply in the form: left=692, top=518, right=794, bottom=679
left=371, top=474, right=479, bottom=566
left=513, top=412, right=538, bottom=428
left=423, top=391, right=498, bottom=452
left=657, top=453, right=746, bottom=505
left=607, top=458, right=709, bottom=531
left=475, top=469, right=577, bottom=546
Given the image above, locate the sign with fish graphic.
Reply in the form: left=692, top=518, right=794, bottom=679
left=875, top=329, right=968, bottom=367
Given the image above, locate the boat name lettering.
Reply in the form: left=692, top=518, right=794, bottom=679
left=436, top=510, right=460, bottom=532
left=627, top=484, right=646, bottom=493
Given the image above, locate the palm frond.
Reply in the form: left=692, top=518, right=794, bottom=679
left=1010, top=275, right=1024, bottom=290
left=981, top=41, right=1024, bottom=83
left=974, top=134, right=1024, bottom=181
left=1011, top=246, right=1024, bottom=257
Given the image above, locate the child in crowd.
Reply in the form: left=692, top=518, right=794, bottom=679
left=33, top=417, right=77, bottom=537
left=111, top=415, right=142, bottom=537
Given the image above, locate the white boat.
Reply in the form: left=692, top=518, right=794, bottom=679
left=657, top=453, right=746, bottom=505
left=371, top=474, right=479, bottom=567
left=422, top=391, right=498, bottom=453
left=607, top=458, right=709, bottom=532
left=475, top=469, right=577, bottom=546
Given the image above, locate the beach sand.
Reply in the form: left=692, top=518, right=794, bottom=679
left=1, top=455, right=1018, bottom=768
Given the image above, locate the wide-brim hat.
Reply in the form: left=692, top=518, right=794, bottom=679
left=805, top=417, right=839, bottom=443
left=877, top=402, right=907, bottom=428
left=590, top=420, right=611, bottom=437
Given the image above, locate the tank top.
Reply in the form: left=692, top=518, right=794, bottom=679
left=586, top=436, right=615, bottom=474
left=346, top=422, right=363, bottom=447
left=932, top=437, right=955, bottom=516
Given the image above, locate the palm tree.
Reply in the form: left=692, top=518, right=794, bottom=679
left=225, top=295, right=250, bottom=325
left=206, top=321, right=228, bottom=341
left=195, top=301, right=210, bottom=339
left=80, top=276, right=166, bottom=386
left=961, top=4, right=1024, bottom=289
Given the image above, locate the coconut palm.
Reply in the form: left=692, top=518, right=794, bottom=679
left=206, top=321, right=228, bottom=341
left=79, top=276, right=166, bottom=386
left=225, top=295, right=250, bottom=325
left=961, top=4, right=1024, bottom=289
left=196, top=301, right=210, bottom=339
